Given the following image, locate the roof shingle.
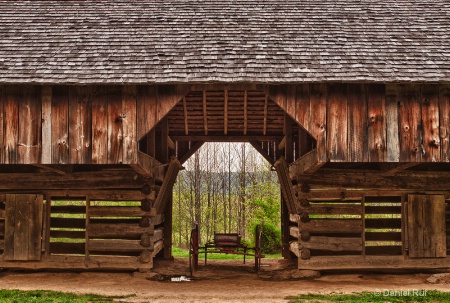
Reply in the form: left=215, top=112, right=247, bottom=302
left=0, top=0, right=449, bottom=84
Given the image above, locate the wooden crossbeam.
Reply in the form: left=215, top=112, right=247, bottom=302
left=171, top=135, right=282, bottom=142
left=278, top=136, right=286, bottom=150
left=167, top=136, right=175, bottom=150
left=274, top=157, right=299, bottom=214
left=154, top=158, right=182, bottom=214
left=289, top=149, right=325, bottom=176
left=129, top=151, right=154, bottom=178
left=202, top=90, right=208, bottom=135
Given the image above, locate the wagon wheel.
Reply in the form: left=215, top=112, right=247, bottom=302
left=254, top=223, right=264, bottom=272
left=189, top=223, right=199, bottom=275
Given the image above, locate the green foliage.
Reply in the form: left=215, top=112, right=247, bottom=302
left=172, top=142, right=282, bottom=250
left=251, top=197, right=280, bottom=226
left=287, top=290, right=450, bottom=303
left=252, top=221, right=282, bottom=254
left=172, top=246, right=190, bottom=258
left=0, top=289, right=131, bottom=303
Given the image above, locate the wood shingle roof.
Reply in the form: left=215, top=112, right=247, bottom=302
left=0, top=0, right=449, bottom=84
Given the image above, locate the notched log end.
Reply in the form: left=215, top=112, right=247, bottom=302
left=301, top=183, right=310, bottom=193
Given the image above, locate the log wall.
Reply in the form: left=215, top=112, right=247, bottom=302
left=0, top=193, right=163, bottom=270
left=270, top=83, right=450, bottom=163
left=447, top=199, right=450, bottom=253
left=291, top=190, right=450, bottom=270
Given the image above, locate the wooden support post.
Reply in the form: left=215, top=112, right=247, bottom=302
left=298, top=128, right=309, bottom=158
left=85, top=196, right=90, bottom=260
left=41, top=86, right=52, bottom=164
left=224, top=90, right=228, bottom=135
left=202, top=90, right=208, bottom=135
left=285, top=114, right=293, bottom=162
left=164, top=195, right=173, bottom=260
left=263, top=91, right=268, bottom=136
left=244, top=90, right=248, bottom=135
left=159, top=117, right=169, bottom=162
left=182, top=96, right=188, bottom=135
left=147, top=129, right=156, bottom=158
left=44, top=196, right=51, bottom=258
left=281, top=195, right=291, bottom=259
left=362, top=195, right=366, bottom=256
left=154, top=159, right=182, bottom=214
left=274, top=158, right=299, bottom=214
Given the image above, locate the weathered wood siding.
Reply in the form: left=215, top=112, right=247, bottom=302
left=0, top=85, right=187, bottom=165
left=270, top=83, right=450, bottom=162
left=1, top=83, right=450, bottom=164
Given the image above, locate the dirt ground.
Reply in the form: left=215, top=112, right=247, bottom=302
left=0, top=258, right=449, bottom=303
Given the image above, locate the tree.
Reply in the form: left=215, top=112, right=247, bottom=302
left=172, top=142, right=281, bottom=249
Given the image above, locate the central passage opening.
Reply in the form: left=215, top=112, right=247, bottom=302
left=172, top=142, right=282, bottom=259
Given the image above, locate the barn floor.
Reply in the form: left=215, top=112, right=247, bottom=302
left=0, top=258, right=449, bottom=303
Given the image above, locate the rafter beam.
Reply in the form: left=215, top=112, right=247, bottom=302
left=202, top=90, right=208, bottom=135
left=182, top=96, right=189, bottom=135
left=171, top=135, right=282, bottom=142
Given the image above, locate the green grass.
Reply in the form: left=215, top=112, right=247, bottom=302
left=287, top=290, right=450, bottom=303
left=172, top=246, right=281, bottom=259
left=0, top=289, right=133, bottom=303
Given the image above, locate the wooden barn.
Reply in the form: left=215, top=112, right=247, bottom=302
left=0, top=0, right=449, bottom=271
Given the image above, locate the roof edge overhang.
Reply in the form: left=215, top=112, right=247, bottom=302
left=0, top=79, right=449, bottom=86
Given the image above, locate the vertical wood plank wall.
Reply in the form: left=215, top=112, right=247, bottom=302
left=270, top=83, right=450, bottom=163
left=0, top=83, right=449, bottom=164
left=0, top=85, right=189, bottom=165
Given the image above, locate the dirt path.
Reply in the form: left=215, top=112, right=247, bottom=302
left=0, top=258, right=449, bottom=302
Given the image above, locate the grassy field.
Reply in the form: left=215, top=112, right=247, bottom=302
left=2, top=289, right=449, bottom=303
left=172, top=246, right=282, bottom=259
left=287, top=290, right=450, bottom=303
left=0, top=290, right=133, bottom=303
